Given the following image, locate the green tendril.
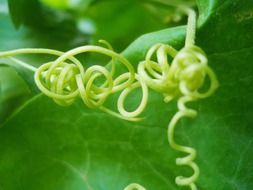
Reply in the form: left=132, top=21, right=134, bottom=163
left=0, top=4, right=219, bottom=190
left=0, top=45, right=148, bottom=121
left=124, top=183, right=146, bottom=190
left=135, top=4, right=218, bottom=190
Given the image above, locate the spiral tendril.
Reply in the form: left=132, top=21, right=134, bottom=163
left=0, top=3, right=219, bottom=190
left=133, top=3, right=218, bottom=190
left=136, top=42, right=218, bottom=190
left=0, top=45, right=148, bottom=121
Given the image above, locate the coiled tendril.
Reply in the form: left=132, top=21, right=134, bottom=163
left=131, top=4, right=218, bottom=190
left=0, top=42, right=148, bottom=121
left=35, top=44, right=149, bottom=121
left=0, top=2, right=218, bottom=190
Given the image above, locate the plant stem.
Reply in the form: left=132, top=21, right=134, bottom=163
left=185, top=8, right=196, bottom=47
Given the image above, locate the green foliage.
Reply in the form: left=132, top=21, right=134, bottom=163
left=6, top=0, right=89, bottom=50
left=0, top=0, right=253, bottom=189
left=0, top=66, right=32, bottom=124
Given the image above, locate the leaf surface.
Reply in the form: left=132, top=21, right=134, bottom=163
left=0, top=0, right=253, bottom=190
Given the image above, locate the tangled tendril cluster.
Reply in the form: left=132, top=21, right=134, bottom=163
left=135, top=44, right=218, bottom=190
left=138, top=44, right=218, bottom=101
left=0, top=43, right=148, bottom=122
left=0, top=3, right=219, bottom=190
left=34, top=44, right=149, bottom=121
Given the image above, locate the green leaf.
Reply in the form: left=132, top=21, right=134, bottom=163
left=0, top=66, right=32, bottom=125
left=7, top=0, right=23, bottom=28
left=0, top=59, right=38, bottom=93
left=6, top=0, right=89, bottom=50
left=8, top=0, right=49, bottom=29
left=82, top=0, right=169, bottom=51
left=1, top=0, right=253, bottom=189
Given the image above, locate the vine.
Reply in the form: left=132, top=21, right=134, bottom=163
left=0, top=2, right=218, bottom=190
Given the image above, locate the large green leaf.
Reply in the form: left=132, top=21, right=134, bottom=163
left=1, top=0, right=253, bottom=190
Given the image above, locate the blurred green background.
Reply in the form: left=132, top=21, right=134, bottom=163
left=1, top=0, right=195, bottom=51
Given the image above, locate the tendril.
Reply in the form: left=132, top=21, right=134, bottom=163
left=136, top=42, right=218, bottom=190
left=168, top=97, right=199, bottom=190
left=136, top=4, right=218, bottom=190
left=124, top=183, right=146, bottom=190
left=0, top=45, right=148, bottom=121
